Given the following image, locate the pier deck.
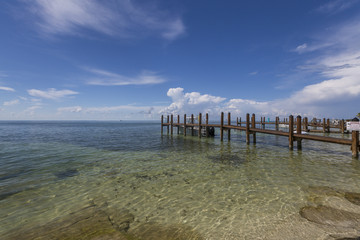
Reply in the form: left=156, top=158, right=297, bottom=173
left=161, top=113, right=359, bottom=158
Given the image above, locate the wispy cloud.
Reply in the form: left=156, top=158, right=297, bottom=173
left=57, top=104, right=161, bottom=119
left=24, top=0, right=185, bottom=40
left=0, top=86, right=15, bottom=92
left=85, top=67, right=166, bottom=86
left=27, top=88, right=79, bottom=100
left=3, top=99, right=20, bottom=106
left=57, top=106, right=82, bottom=113
left=316, top=0, right=359, bottom=14
left=294, top=43, right=308, bottom=54
left=286, top=13, right=360, bottom=117
left=24, top=105, right=42, bottom=116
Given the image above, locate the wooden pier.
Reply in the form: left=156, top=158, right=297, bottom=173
left=161, top=113, right=360, bottom=158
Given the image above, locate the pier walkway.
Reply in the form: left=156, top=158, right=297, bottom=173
left=161, top=113, right=360, bottom=158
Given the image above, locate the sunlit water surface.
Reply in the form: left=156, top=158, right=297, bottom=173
left=1, top=121, right=360, bottom=239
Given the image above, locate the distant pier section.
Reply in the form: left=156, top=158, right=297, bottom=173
left=161, top=113, right=360, bottom=158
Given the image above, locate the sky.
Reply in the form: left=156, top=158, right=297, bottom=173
left=1, top=0, right=360, bottom=120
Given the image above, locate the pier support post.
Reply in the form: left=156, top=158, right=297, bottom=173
left=246, top=113, right=250, bottom=144
left=304, top=117, right=308, bottom=132
left=327, top=119, right=330, bottom=133
left=341, top=119, right=345, bottom=133
left=323, top=118, right=326, bottom=133
left=239, top=117, right=242, bottom=127
left=167, top=115, right=169, bottom=134
left=198, top=113, right=202, bottom=138
left=289, top=115, right=294, bottom=150
left=170, top=114, right=173, bottom=135
left=352, top=131, right=359, bottom=158
left=228, top=112, right=231, bottom=141
left=296, top=115, right=302, bottom=150
left=252, top=114, right=256, bottom=144
left=206, top=113, right=209, bottom=137
left=220, top=112, right=224, bottom=141
left=191, top=114, right=194, bottom=136
left=161, top=115, right=163, bottom=135
left=184, top=114, right=187, bottom=136
left=275, top=117, right=279, bottom=131
left=177, top=115, right=180, bottom=134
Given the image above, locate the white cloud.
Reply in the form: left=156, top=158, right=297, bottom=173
left=0, top=86, right=15, bottom=92
left=161, top=87, right=226, bottom=116
left=57, top=106, right=82, bottom=113
left=27, top=88, right=79, bottom=100
left=85, top=68, right=166, bottom=86
left=56, top=104, right=162, bottom=120
left=294, top=43, right=307, bottom=53
left=316, top=0, right=359, bottom=14
left=25, top=0, right=185, bottom=40
left=24, top=105, right=42, bottom=116
left=3, top=99, right=20, bottom=106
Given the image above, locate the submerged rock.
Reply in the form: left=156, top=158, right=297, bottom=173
left=304, top=186, right=343, bottom=197
left=4, top=204, right=136, bottom=240
left=335, top=237, right=360, bottom=240
left=54, top=168, right=79, bottom=179
left=208, top=153, right=245, bottom=166
left=129, top=222, right=204, bottom=240
left=300, top=205, right=360, bottom=229
left=0, top=190, right=22, bottom=201
left=345, top=192, right=360, bottom=206
left=108, top=209, right=135, bottom=232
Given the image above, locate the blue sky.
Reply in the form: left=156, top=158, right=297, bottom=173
left=1, top=0, right=360, bottom=120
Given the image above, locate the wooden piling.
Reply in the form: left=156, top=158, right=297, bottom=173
left=220, top=112, right=224, bottom=141
left=170, top=114, right=173, bottom=135
left=275, top=117, right=279, bottom=131
left=289, top=115, right=294, bottom=150
left=323, top=118, right=326, bottom=133
left=304, top=117, right=308, bottom=132
left=161, top=115, right=163, bottom=135
left=177, top=115, right=180, bottom=134
left=183, top=114, right=187, bottom=136
left=228, top=112, right=231, bottom=141
left=206, top=113, right=209, bottom=137
left=341, top=119, right=345, bottom=133
left=352, top=131, right=359, bottom=158
left=239, top=117, right=242, bottom=127
left=252, top=114, right=256, bottom=144
left=296, top=115, right=302, bottom=150
left=191, top=114, right=194, bottom=136
left=246, top=113, right=250, bottom=144
left=167, top=115, right=169, bottom=134
left=198, top=113, right=202, bottom=138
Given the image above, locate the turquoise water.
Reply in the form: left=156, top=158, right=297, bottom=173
left=1, top=121, right=360, bottom=239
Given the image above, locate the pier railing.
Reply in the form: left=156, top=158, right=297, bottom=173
left=161, top=113, right=359, bottom=158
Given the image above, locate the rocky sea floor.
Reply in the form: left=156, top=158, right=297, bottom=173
left=2, top=186, right=360, bottom=240
left=1, top=122, right=360, bottom=239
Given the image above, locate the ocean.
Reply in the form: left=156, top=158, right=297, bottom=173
left=1, top=121, right=360, bottom=239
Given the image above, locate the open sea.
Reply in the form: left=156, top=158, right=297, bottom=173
left=1, top=121, right=360, bottom=240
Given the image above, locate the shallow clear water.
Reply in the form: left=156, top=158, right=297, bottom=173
left=1, top=121, right=360, bottom=239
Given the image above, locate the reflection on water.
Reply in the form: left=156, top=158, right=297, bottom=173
left=1, top=122, right=360, bottom=239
